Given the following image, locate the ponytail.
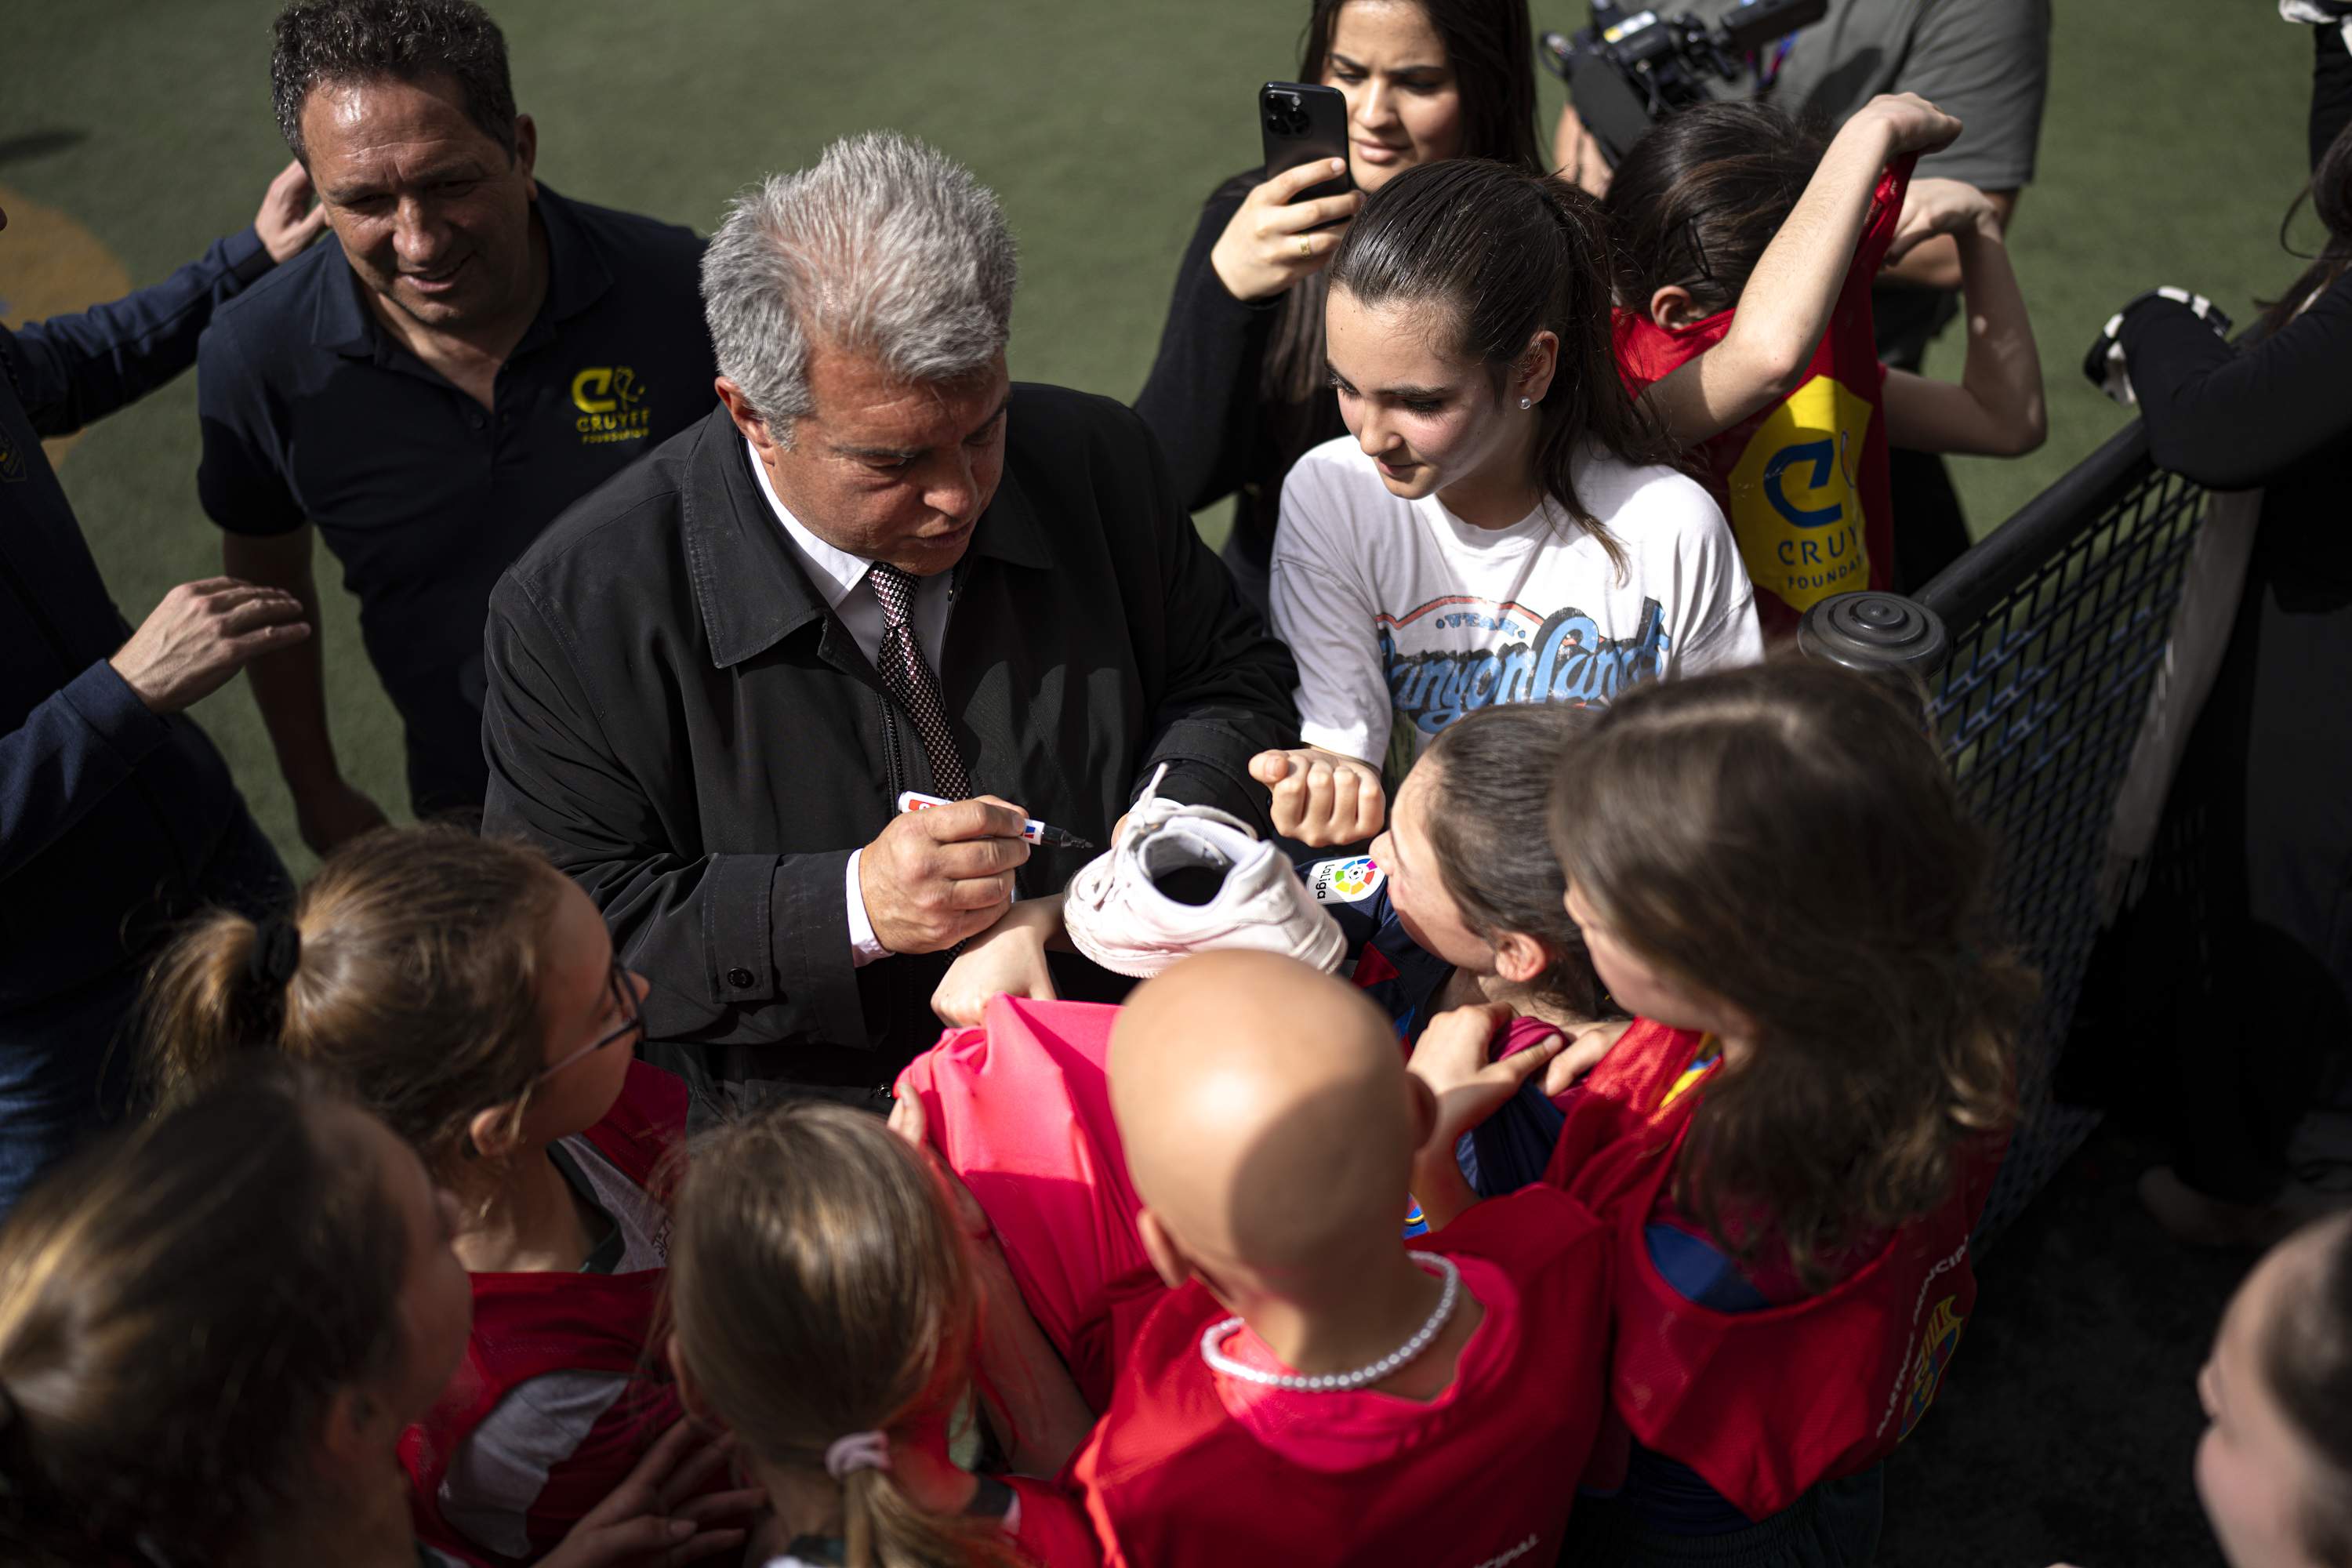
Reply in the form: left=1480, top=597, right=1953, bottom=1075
left=1329, top=158, right=1679, bottom=576
left=141, top=911, right=300, bottom=1104
left=668, top=1102, right=1025, bottom=1568
left=139, top=825, right=568, bottom=1178
left=841, top=1465, right=1022, bottom=1568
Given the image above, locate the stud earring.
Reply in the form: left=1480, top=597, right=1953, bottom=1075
left=1519, top=396, right=1534, bottom=410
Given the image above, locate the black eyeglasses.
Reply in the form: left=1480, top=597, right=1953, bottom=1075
left=533, top=958, right=644, bottom=1087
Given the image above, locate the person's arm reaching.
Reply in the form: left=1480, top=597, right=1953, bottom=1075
left=1876, top=188, right=2016, bottom=292
left=1870, top=0, right=2049, bottom=289
left=5, top=161, right=323, bottom=437
left=0, top=579, right=307, bottom=884
left=2118, top=272, right=2352, bottom=490
left=1879, top=180, right=2046, bottom=456
left=1123, top=412, right=1302, bottom=832
left=1642, top=94, right=1963, bottom=445
left=220, top=527, right=387, bottom=854
left=1135, top=170, right=1359, bottom=512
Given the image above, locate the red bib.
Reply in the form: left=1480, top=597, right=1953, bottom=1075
left=400, top=1061, right=688, bottom=1566
left=1613, top=158, right=1915, bottom=638
left=1073, top=1185, right=1614, bottom=1568
left=1546, top=1019, right=1994, bottom=1519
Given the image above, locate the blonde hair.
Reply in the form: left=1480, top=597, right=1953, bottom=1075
left=0, top=1063, right=404, bottom=1566
left=667, top=1102, right=1023, bottom=1568
left=141, top=824, right=571, bottom=1177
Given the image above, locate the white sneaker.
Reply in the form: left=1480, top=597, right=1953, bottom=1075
left=1062, top=766, right=1347, bottom=980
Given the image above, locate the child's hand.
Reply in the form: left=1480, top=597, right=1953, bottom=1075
left=1541, top=1019, right=1633, bottom=1098
left=931, top=897, right=1063, bottom=1025
left=887, top=1091, right=996, bottom=1245
left=1408, top=1003, right=1566, bottom=1148
left=535, top=1420, right=764, bottom=1567
left=1248, top=746, right=1385, bottom=847
left=1886, top=178, right=2001, bottom=264
left=1848, top=91, right=1963, bottom=159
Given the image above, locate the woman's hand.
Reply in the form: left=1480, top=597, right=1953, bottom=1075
left=533, top=1421, right=764, bottom=1568
left=1846, top=92, right=1964, bottom=162
left=930, top=896, right=1064, bottom=1026
left=1886, top=177, right=2002, bottom=265
left=1209, top=159, right=1364, bottom=303
left=1248, top=746, right=1385, bottom=847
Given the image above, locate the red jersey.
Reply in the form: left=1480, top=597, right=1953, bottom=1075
left=401, top=1061, right=688, bottom=1566
left=1613, top=158, right=1915, bottom=638
left=1544, top=1018, right=1997, bottom=1519
left=1072, top=1185, right=1614, bottom=1568
left=895, top=996, right=1168, bottom=1411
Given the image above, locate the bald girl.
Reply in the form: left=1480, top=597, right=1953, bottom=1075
left=1072, top=951, right=1620, bottom=1566
left=1111, top=949, right=1478, bottom=1394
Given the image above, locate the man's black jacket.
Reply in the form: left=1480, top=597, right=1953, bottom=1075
left=481, top=387, right=1300, bottom=1087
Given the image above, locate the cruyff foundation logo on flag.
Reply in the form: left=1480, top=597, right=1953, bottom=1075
left=1724, top=375, right=1875, bottom=613
left=571, top=365, right=652, bottom=445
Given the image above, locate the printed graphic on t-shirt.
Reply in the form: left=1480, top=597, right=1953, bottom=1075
left=1723, top=376, right=1875, bottom=612
left=1377, top=594, right=1669, bottom=742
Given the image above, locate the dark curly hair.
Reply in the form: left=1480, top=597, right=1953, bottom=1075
left=270, top=0, right=517, bottom=165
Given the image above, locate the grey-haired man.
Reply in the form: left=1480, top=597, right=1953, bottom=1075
left=481, top=132, right=1299, bottom=1102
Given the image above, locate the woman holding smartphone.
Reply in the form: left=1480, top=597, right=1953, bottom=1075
left=1134, top=0, right=1543, bottom=612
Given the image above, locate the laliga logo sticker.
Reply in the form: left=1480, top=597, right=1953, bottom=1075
left=1725, top=375, right=1875, bottom=612
left=1309, top=855, right=1385, bottom=904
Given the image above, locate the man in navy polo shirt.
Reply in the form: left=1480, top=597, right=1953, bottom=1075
left=198, top=0, right=714, bottom=843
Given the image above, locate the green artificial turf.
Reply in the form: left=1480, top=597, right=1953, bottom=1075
left=0, top=0, right=2314, bottom=875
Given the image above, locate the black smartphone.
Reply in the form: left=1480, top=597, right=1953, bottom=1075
left=1259, top=82, right=1353, bottom=209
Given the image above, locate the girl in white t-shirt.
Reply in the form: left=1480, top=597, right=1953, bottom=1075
left=1252, top=157, right=1762, bottom=848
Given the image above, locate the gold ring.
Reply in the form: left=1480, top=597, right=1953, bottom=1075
left=1298, top=235, right=1313, bottom=258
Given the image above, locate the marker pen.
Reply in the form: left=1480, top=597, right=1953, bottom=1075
left=895, top=791, right=1097, bottom=850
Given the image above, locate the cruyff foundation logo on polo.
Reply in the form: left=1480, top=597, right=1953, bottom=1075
left=570, top=365, right=652, bottom=445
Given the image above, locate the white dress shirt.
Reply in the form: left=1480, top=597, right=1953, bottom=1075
left=746, top=439, right=953, bottom=966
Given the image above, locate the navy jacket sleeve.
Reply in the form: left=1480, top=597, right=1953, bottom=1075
left=0, top=662, right=173, bottom=886
left=6, top=226, right=273, bottom=438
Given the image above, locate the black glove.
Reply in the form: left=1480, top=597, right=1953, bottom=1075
left=2082, top=288, right=2235, bottom=405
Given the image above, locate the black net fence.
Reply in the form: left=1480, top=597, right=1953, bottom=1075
left=1809, top=419, right=2212, bottom=1239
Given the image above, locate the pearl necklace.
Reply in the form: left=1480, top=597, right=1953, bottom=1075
left=1198, top=1251, right=1462, bottom=1392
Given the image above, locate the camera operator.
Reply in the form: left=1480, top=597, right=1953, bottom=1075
left=1555, top=0, right=2052, bottom=586
left=1134, top=0, right=1544, bottom=615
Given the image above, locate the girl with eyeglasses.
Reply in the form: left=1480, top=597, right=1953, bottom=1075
left=140, top=824, right=688, bottom=1567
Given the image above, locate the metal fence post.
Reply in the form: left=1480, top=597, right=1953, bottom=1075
left=1795, top=590, right=1951, bottom=682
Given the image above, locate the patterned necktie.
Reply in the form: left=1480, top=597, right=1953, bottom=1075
left=866, top=562, right=969, bottom=798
